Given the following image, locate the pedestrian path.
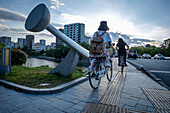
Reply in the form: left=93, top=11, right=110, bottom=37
left=0, top=58, right=169, bottom=113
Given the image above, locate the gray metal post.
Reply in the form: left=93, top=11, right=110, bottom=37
left=1, top=48, right=3, bottom=74
left=4, top=48, right=6, bottom=74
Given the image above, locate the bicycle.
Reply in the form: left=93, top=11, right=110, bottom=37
left=120, top=54, right=125, bottom=73
left=88, top=57, right=113, bottom=89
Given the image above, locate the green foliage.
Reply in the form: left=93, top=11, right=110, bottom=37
left=54, top=44, right=71, bottom=58
left=130, top=39, right=170, bottom=57
left=79, top=42, right=90, bottom=50
left=46, top=49, right=56, bottom=57
left=79, top=42, right=91, bottom=60
left=40, top=49, right=45, bottom=55
left=21, top=46, right=40, bottom=56
left=11, top=49, right=27, bottom=65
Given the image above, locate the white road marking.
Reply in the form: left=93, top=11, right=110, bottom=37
left=149, top=70, right=170, bottom=74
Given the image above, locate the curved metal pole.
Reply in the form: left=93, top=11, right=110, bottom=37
left=46, top=24, right=89, bottom=58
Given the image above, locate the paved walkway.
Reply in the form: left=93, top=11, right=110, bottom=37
left=0, top=58, right=167, bottom=113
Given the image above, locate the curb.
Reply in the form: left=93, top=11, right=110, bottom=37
left=0, top=76, right=88, bottom=94
left=127, top=60, right=170, bottom=90
left=127, top=59, right=144, bottom=70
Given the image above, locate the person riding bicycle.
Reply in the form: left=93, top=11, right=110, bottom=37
left=89, top=21, right=113, bottom=67
left=116, top=37, right=129, bottom=66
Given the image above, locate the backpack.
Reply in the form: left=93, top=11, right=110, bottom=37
left=90, top=31, right=106, bottom=55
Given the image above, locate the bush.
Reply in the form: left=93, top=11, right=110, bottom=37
left=11, top=49, right=27, bottom=65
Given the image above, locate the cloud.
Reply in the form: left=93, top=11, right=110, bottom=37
left=0, top=24, right=9, bottom=31
left=36, top=33, right=53, bottom=38
left=0, top=8, right=26, bottom=22
left=0, top=24, right=26, bottom=32
left=61, top=13, right=85, bottom=24
left=50, top=5, right=57, bottom=10
left=51, top=22, right=63, bottom=27
left=132, top=38, right=155, bottom=42
left=109, top=31, right=161, bottom=47
left=0, top=24, right=53, bottom=38
left=50, top=0, right=65, bottom=10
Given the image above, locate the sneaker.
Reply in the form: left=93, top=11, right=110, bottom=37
left=118, top=63, right=120, bottom=66
left=105, top=62, right=110, bottom=68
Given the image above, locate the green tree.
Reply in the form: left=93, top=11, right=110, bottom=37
left=40, top=49, right=45, bottom=55
left=11, top=49, right=27, bottom=65
left=79, top=42, right=90, bottom=50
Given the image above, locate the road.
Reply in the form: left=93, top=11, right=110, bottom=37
left=128, top=59, right=170, bottom=87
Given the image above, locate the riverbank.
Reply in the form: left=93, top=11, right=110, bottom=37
left=29, top=56, right=89, bottom=67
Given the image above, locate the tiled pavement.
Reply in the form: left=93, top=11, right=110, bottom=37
left=0, top=58, right=167, bottom=113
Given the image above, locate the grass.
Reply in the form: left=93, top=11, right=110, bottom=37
left=0, top=65, right=85, bottom=88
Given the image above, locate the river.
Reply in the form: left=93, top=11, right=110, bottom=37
left=23, top=58, right=88, bottom=72
left=23, top=58, right=59, bottom=68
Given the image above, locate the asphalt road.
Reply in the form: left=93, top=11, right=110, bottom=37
left=128, top=58, right=170, bottom=87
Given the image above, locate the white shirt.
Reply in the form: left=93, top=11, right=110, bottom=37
left=92, top=31, right=111, bottom=46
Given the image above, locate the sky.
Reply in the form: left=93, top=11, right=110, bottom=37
left=0, top=0, right=170, bottom=45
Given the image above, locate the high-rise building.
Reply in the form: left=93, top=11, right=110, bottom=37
left=84, top=36, right=91, bottom=44
left=64, top=23, right=85, bottom=43
left=18, top=38, right=24, bottom=48
left=40, top=39, right=46, bottom=45
left=51, top=42, right=56, bottom=49
left=26, top=35, right=34, bottom=49
left=0, top=36, right=11, bottom=45
left=23, top=39, right=26, bottom=47
left=14, top=43, right=19, bottom=49
left=56, top=28, right=64, bottom=45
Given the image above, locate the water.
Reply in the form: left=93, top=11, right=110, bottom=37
left=24, top=58, right=58, bottom=68
left=24, top=58, right=88, bottom=72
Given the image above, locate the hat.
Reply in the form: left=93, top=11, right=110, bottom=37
left=98, top=21, right=109, bottom=31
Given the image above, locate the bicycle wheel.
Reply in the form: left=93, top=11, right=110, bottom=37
left=89, top=60, right=101, bottom=89
left=121, top=65, right=124, bottom=73
left=106, top=59, right=113, bottom=81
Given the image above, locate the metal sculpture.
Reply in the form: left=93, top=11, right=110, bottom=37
left=25, top=3, right=89, bottom=76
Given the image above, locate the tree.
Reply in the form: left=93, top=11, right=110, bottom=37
left=11, top=49, right=27, bottom=65
left=79, top=42, right=90, bottom=50
left=40, top=49, right=45, bottom=55
left=146, top=44, right=151, bottom=48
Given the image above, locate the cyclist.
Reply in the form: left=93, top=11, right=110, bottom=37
left=116, top=37, right=129, bottom=66
left=90, top=21, right=113, bottom=67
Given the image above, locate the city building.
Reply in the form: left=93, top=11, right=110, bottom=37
left=18, top=38, right=24, bottom=48
left=14, top=43, right=19, bottom=48
left=0, top=36, right=11, bottom=45
left=64, top=23, right=85, bottom=43
left=26, top=35, right=34, bottom=49
left=46, top=45, right=51, bottom=50
left=23, top=39, right=26, bottom=47
left=84, top=36, right=91, bottom=44
left=56, top=28, right=65, bottom=45
left=32, top=43, right=46, bottom=52
left=40, top=39, right=46, bottom=45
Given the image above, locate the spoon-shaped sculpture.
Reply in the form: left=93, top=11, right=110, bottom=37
left=25, top=3, right=89, bottom=76
left=25, top=3, right=89, bottom=58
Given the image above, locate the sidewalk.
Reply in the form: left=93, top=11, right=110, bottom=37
left=0, top=58, right=169, bottom=113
